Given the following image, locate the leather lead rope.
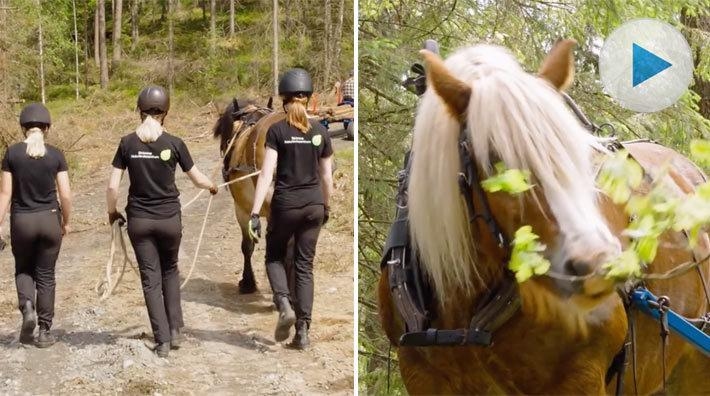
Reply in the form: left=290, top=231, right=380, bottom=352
left=656, top=296, right=670, bottom=393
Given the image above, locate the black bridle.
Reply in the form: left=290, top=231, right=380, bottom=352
left=382, top=120, right=520, bottom=347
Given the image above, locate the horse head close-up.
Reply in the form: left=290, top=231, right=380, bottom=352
left=378, top=39, right=710, bottom=394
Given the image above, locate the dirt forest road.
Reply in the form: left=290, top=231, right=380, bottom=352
left=0, top=125, right=354, bottom=395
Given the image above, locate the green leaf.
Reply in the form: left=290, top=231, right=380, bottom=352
left=481, top=162, right=533, bottom=194
left=690, top=139, right=710, bottom=167
left=635, top=237, right=659, bottom=263
left=509, top=226, right=551, bottom=283
left=603, top=250, right=642, bottom=279
left=597, top=150, right=644, bottom=205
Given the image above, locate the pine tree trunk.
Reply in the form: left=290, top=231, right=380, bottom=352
left=37, top=0, right=46, bottom=103
left=94, top=6, right=100, bottom=67
left=130, top=0, right=139, bottom=51
left=84, top=0, right=91, bottom=88
left=98, top=0, right=109, bottom=88
left=334, top=0, right=344, bottom=75
left=229, top=0, right=234, bottom=37
left=112, top=0, right=123, bottom=63
left=209, top=0, right=216, bottom=54
left=272, top=0, right=278, bottom=98
left=72, top=0, right=80, bottom=99
left=323, top=0, right=332, bottom=89
left=167, top=0, right=174, bottom=94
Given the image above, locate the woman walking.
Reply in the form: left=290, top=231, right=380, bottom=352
left=249, top=68, right=334, bottom=349
left=106, top=86, right=217, bottom=357
left=0, top=103, right=72, bottom=348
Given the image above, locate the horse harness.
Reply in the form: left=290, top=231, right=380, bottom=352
left=221, top=105, right=274, bottom=182
left=380, top=94, right=710, bottom=394
left=381, top=122, right=520, bottom=348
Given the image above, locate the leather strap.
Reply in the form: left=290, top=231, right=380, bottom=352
left=458, top=128, right=509, bottom=248
left=399, top=275, right=519, bottom=347
left=382, top=151, right=431, bottom=334
left=399, top=327, right=492, bottom=347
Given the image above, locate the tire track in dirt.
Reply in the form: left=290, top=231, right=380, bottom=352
left=0, top=137, right=354, bottom=395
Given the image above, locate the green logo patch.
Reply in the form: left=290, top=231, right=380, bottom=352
left=160, top=149, right=172, bottom=161
left=312, top=135, right=322, bottom=147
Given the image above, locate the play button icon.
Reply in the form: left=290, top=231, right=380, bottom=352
left=632, top=43, right=672, bottom=87
left=599, top=19, right=693, bottom=113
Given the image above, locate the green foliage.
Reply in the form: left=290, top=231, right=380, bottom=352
left=691, top=139, right=710, bottom=166
left=509, top=226, right=551, bottom=283
left=603, top=249, right=643, bottom=279
left=1, top=0, right=354, bottom=103
left=597, top=150, right=644, bottom=204
left=481, top=163, right=533, bottom=194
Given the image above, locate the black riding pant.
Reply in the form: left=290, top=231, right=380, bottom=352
left=265, top=204, right=324, bottom=326
left=127, top=214, right=184, bottom=344
left=11, top=209, right=63, bottom=330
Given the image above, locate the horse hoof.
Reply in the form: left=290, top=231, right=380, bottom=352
left=238, top=280, right=257, bottom=294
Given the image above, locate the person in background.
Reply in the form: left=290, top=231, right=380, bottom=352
left=340, top=70, right=355, bottom=135
left=106, top=86, right=217, bottom=358
left=341, top=70, right=354, bottom=106
left=249, top=68, right=334, bottom=349
left=0, top=103, right=72, bottom=348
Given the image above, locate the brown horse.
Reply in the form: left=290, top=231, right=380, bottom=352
left=378, top=40, right=710, bottom=394
left=213, top=98, right=286, bottom=294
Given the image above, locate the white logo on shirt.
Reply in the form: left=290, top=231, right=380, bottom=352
left=284, top=136, right=312, bottom=145
left=131, top=151, right=159, bottom=159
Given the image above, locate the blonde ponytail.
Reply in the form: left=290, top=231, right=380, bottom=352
left=284, top=96, right=311, bottom=133
left=136, top=114, right=164, bottom=143
left=24, top=127, right=47, bottom=158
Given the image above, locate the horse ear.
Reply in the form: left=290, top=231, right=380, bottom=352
left=538, top=39, right=576, bottom=91
left=419, top=49, right=471, bottom=118
left=267, top=97, right=273, bottom=109
left=232, top=98, right=240, bottom=112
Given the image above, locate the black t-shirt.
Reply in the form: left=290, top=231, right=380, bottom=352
left=265, top=119, right=333, bottom=209
left=1, top=143, right=68, bottom=213
left=112, top=132, right=194, bottom=219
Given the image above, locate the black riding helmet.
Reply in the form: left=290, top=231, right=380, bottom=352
left=19, top=103, right=51, bottom=128
left=278, top=68, right=313, bottom=98
left=137, top=85, right=170, bottom=114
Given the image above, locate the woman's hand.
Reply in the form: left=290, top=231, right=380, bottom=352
left=209, top=184, right=218, bottom=195
left=108, top=211, right=126, bottom=226
left=248, top=213, right=261, bottom=241
left=323, top=205, right=330, bottom=225
left=62, top=224, right=71, bottom=236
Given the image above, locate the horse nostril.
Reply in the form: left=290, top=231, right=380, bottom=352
left=565, top=259, right=594, bottom=276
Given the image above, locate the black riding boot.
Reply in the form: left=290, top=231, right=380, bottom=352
left=19, top=300, right=36, bottom=344
left=155, top=342, right=170, bottom=358
left=274, top=296, right=296, bottom=342
left=170, top=328, right=184, bottom=349
left=289, top=320, right=310, bottom=350
left=35, top=324, right=56, bottom=348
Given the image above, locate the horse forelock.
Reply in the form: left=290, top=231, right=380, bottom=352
left=409, top=44, right=610, bottom=304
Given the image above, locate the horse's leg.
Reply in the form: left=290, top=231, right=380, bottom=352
left=236, top=210, right=258, bottom=294
left=230, top=185, right=258, bottom=294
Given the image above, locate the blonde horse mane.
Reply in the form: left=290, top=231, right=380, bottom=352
left=409, top=44, right=609, bottom=304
